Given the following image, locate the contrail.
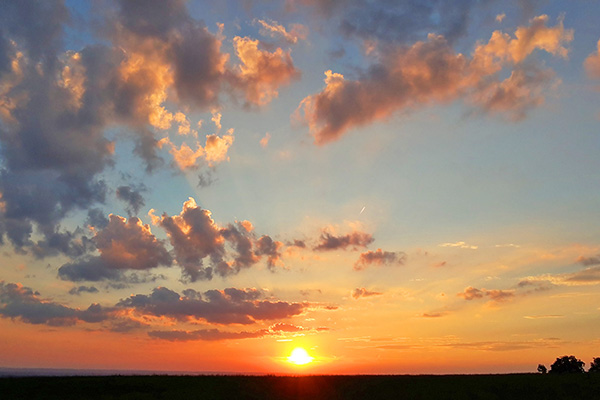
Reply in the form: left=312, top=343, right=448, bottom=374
left=360, top=206, right=366, bottom=214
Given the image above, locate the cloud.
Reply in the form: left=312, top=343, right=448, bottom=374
left=116, top=185, right=146, bottom=216
left=68, top=286, right=99, bottom=296
left=290, top=0, right=481, bottom=45
left=457, top=286, right=515, bottom=302
left=150, top=198, right=286, bottom=282
left=255, top=235, right=284, bottom=270
left=158, top=130, right=235, bottom=170
left=439, top=241, right=478, bottom=249
left=354, top=249, right=406, bottom=270
left=351, top=287, right=382, bottom=299
left=58, top=214, right=171, bottom=281
left=151, top=198, right=224, bottom=281
left=117, top=286, right=308, bottom=325
left=577, top=254, right=600, bottom=266
left=0, top=281, right=110, bottom=326
left=256, top=19, right=308, bottom=44
left=260, top=132, right=271, bottom=148
left=313, top=229, right=374, bottom=251
left=585, top=39, right=600, bottom=79
left=0, top=0, right=303, bottom=257
left=519, top=266, right=600, bottom=287
left=231, top=36, right=300, bottom=106
left=296, top=16, right=572, bottom=144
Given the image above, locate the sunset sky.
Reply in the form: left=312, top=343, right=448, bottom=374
left=1, top=0, right=600, bottom=375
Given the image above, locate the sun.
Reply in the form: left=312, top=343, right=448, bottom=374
left=287, top=347, right=314, bottom=365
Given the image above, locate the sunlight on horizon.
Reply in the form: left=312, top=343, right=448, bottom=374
left=287, top=348, right=314, bottom=366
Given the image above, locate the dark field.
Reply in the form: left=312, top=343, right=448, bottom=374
left=2, top=373, right=599, bottom=399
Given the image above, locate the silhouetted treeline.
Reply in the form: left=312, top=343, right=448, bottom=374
left=537, top=356, right=600, bottom=374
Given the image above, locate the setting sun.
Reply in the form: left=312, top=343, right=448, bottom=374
left=287, top=348, right=314, bottom=365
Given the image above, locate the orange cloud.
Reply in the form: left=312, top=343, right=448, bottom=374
left=297, top=16, right=573, bottom=144
left=584, top=39, right=600, bottom=79
left=233, top=36, right=300, bottom=105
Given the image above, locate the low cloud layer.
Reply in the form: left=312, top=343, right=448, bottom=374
left=117, top=286, right=308, bottom=325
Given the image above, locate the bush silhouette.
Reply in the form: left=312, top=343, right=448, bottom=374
left=549, top=355, right=585, bottom=374
left=537, top=364, right=547, bottom=374
left=589, top=357, right=600, bottom=372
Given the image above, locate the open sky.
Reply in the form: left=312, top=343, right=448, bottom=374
left=1, top=0, right=599, bottom=375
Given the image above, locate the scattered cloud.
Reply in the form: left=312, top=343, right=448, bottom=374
left=68, top=286, right=99, bottom=296
left=457, top=286, right=515, bottom=302
left=255, top=19, right=308, bottom=44
left=354, top=249, right=406, bottom=270
left=313, top=229, right=374, bottom=251
left=351, top=287, right=382, bottom=299
left=439, top=241, right=478, bottom=250
left=296, top=15, right=573, bottom=144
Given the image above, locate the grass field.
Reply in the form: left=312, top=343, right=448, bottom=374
left=1, top=373, right=600, bottom=399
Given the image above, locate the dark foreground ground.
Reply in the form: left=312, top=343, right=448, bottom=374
left=1, top=373, right=599, bottom=399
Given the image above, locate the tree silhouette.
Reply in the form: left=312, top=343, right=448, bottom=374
left=537, top=364, right=547, bottom=374
left=589, top=357, right=600, bottom=372
left=549, top=355, right=585, bottom=374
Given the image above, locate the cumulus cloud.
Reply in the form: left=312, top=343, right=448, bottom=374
left=150, top=198, right=223, bottom=281
left=313, top=229, right=374, bottom=251
left=58, top=214, right=171, bottom=282
left=457, top=286, right=515, bottom=302
left=231, top=36, right=300, bottom=106
left=117, top=286, right=308, bottom=325
left=0, top=0, right=302, bottom=258
left=149, top=198, right=287, bottom=281
left=351, top=287, right=382, bottom=299
left=296, top=15, right=573, bottom=144
left=354, top=249, right=406, bottom=270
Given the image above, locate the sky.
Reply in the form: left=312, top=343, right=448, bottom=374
left=0, top=0, right=599, bottom=375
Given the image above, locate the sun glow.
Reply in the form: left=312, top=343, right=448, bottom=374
left=287, top=347, right=314, bottom=365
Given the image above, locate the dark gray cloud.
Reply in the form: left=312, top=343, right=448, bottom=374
left=354, top=249, right=406, bottom=270
left=116, top=186, right=146, bottom=216
left=255, top=235, right=283, bottom=270
left=68, top=285, right=99, bottom=296
left=313, top=230, right=374, bottom=251
left=0, top=281, right=110, bottom=326
left=58, top=256, right=123, bottom=282
left=117, top=286, right=308, bottom=325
